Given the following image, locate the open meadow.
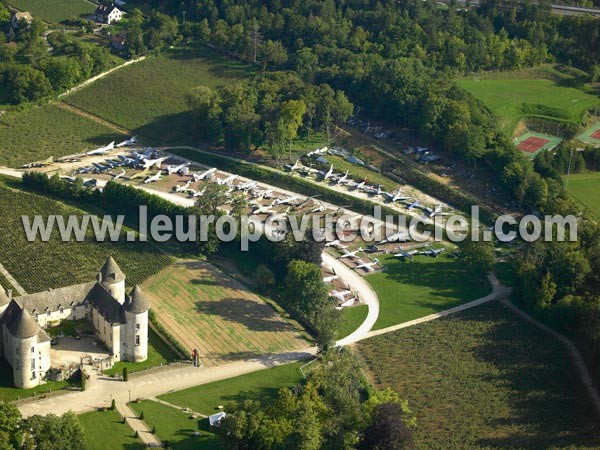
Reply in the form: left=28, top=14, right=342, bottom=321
left=0, top=179, right=172, bottom=293
left=63, top=46, right=252, bottom=144
left=458, top=70, right=600, bottom=134
left=0, top=104, right=124, bottom=168
left=356, top=301, right=600, bottom=449
left=141, top=260, right=308, bottom=366
left=158, top=361, right=305, bottom=414
left=7, top=0, right=97, bottom=23
left=566, top=172, right=600, bottom=215
left=79, top=409, right=146, bottom=450
left=367, top=252, right=492, bottom=330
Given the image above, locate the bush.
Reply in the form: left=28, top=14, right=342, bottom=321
left=123, top=367, right=128, bottom=382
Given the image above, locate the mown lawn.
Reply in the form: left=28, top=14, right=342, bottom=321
left=158, top=361, right=305, bottom=415
left=368, top=252, right=491, bottom=330
left=79, top=409, right=146, bottom=450
left=338, top=305, right=369, bottom=339
left=129, top=400, right=222, bottom=450
left=8, top=0, right=97, bottom=23
left=0, top=180, right=172, bottom=293
left=566, top=172, right=600, bottom=216
left=64, top=45, right=253, bottom=144
left=458, top=76, right=600, bottom=134
left=0, top=104, right=124, bottom=168
left=356, top=301, right=600, bottom=449
left=104, top=328, right=179, bottom=376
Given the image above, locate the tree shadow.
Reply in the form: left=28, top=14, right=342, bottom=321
left=194, top=297, right=292, bottom=332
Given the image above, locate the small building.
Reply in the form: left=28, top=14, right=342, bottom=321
left=10, top=11, right=33, bottom=31
left=94, top=3, right=123, bottom=25
left=110, top=31, right=127, bottom=50
left=209, top=412, right=227, bottom=427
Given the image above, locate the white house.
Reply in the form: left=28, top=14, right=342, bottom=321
left=94, top=3, right=123, bottom=25
left=0, top=257, right=149, bottom=389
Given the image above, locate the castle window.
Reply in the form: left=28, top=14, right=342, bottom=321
left=30, top=358, right=35, bottom=370
left=31, top=371, right=36, bottom=380
left=31, top=347, right=35, bottom=353
left=136, top=324, right=140, bottom=330
left=135, top=335, right=140, bottom=346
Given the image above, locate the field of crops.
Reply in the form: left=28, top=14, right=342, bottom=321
left=356, top=301, right=600, bottom=449
left=566, top=172, right=600, bottom=215
left=0, top=181, right=172, bottom=293
left=64, top=46, right=252, bottom=144
left=141, top=260, right=308, bottom=367
left=0, top=104, right=124, bottom=168
left=367, top=252, right=491, bottom=330
left=458, top=75, right=600, bottom=134
left=8, top=0, right=97, bottom=23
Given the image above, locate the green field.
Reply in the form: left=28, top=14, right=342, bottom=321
left=368, top=252, right=492, bottom=330
left=566, top=172, right=600, bottom=214
left=79, top=409, right=146, bottom=450
left=356, top=301, right=600, bottom=449
left=104, top=328, right=179, bottom=376
left=0, top=180, right=172, bottom=293
left=8, top=0, right=97, bottom=23
left=0, top=104, right=124, bottom=167
left=130, top=400, right=222, bottom=450
left=459, top=76, right=600, bottom=134
left=158, top=361, right=304, bottom=415
left=338, top=304, right=369, bottom=339
left=64, top=46, right=252, bottom=144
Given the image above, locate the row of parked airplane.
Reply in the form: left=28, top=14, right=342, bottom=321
left=287, top=160, right=452, bottom=218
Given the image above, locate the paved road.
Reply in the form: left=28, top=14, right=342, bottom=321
left=116, top=402, right=162, bottom=447
left=437, top=0, right=600, bottom=16
left=19, top=349, right=315, bottom=418
left=323, top=253, right=380, bottom=346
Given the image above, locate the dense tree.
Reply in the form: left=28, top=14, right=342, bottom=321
left=23, top=412, right=88, bottom=450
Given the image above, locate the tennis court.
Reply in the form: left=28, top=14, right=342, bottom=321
left=576, top=122, right=600, bottom=146
left=514, top=132, right=562, bottom=158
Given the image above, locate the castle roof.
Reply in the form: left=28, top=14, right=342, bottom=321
left=1, top=300, right=44, bottom=339
left=125, top=286, right=150, bottom=314
left=87, top=283, right=127, bottom=324
left=17, top=282, right=96, bottom=314
left=0, top=285, right=9, bottom=307
left=100, top=256, right=125, bottom=283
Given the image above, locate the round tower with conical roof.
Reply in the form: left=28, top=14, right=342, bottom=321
left=99, top=256, right=126, bottom=304
left=0, top=283, right=10, bottom=316
left=123, top=285, right=149, bottom=362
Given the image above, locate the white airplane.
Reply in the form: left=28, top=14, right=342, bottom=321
left=339, top=247, right=363, bottom=259
left=236, top=181, right=257, bottom=191
left=141, top=157, right=168, bottom=170
left=330, top=289, right=351, bottom=302
left=111, top=168, right=127, bottom=180
left=217, top=175, right=237, bottom=186
left=325, top=239, right=341, bottom=247
left=323, top=273, right=339, bottom=283
left=354, top=179, right=367, bottom=191
left=425, top=204, right=451, bottom=217
left=143, top=170, right=162, bottom=184
left=336, top=170, right=350, bottom=185
left=355, top=259, right=380, bottom=272
left=252, top=203, right=278, bottom=215
left=286, top=160, right=301, bottom=172
left=190, top=188, right=206, bottom=198
left=116, top=136, right=138, bottom=147
left=192, top=167, right=217, bottom=181
left=87, top=141, right=115, bottom=156
left=379, top=230, right=410, bottom=244
left=406, top=200, right=423, bottom=211
left=420, top=247, right=446, bottom=257
left=273, top=195, right=300, bottom=206
left=166, top=162, right=191, bottom=175
left=252, top=189, right=273, bottom=199
left=321, top=165, right=334, bottom=181
left=394, top=249, right=419, bottom=259
left=175, top=180, right=192, bottom=193
left=309, top=202, right=326, bottom=213
left=385, top=190, right=412, bottom=202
